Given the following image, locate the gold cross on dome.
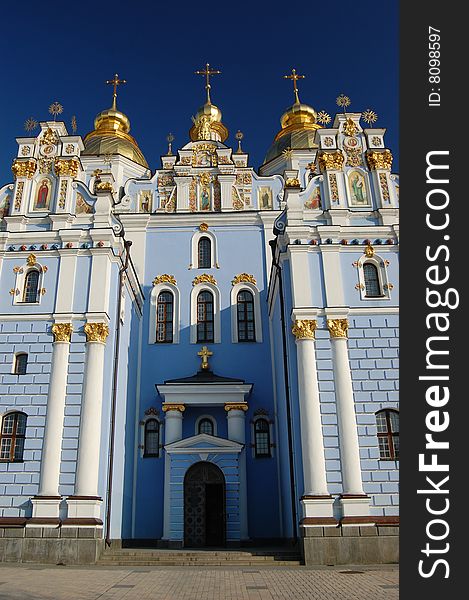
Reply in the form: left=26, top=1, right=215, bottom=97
left=283, top=68, right=305, bottom=104
left=198, top=345, right=213, bottom=370
left=195, top=63, right=221, bottom=104
left=106, top=73, right=127, bottom=109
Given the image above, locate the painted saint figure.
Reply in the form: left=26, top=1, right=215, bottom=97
left=35, top=180, right=50, bottom=210
left=201, top=187, right=210, bottom=211
left=349, top=172, right=367, bottom=205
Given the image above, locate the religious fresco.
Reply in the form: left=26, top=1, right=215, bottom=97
left=258, top=187, right=272, bottom=210
left=304, top=185, right=321, bottom=210
left=139, top=191, right=152, bottom=213
left=76, top=193, right=93, bottom=214
left=33, top=179, right=52, bottom=211
left=0, top=194, right=11, bottom=218
left=348, top=171, right=369, bottom=207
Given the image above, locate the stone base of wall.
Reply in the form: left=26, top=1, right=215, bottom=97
left=300, top=524, right=399, bottom=565
left=0, top=527, right=104, bottom=565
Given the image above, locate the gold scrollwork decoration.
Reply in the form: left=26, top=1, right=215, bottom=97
left=291, top=319, right=317, bottom=340
left=366, top=149, right=393, bottom=170
left=231, top=273, right=257, bottom=286
left=364, top=243, right=375, bottom=258
left=52, top=323, right=73, bottom=342
left=285, top=177, right=300, bottom=187
left=327, top=318, right=349, bottom=338
left=199, top=222, right=209, bottom=231
left=162, top=403, right=186, bottom=413
left=343, top=118, right=359, bottom=137
left=95, top=181, right=114, bottom=192
left=224, top=403, right=249, bottom=412
left=318, top=151, right=345, bottom=172
left=192, top=274, right=217, bottom=286
left=27, top=254, right=37, bottom=266
left=152, top=274, right=177, bottom=286
left=54, top=158, right=80, bottom=178
left=12, top=159, right=37, bottom=179
left=84, top=322, right=110, bottom=343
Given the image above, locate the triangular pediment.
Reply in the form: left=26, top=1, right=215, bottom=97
left=165, top=433, right=243, bottom=454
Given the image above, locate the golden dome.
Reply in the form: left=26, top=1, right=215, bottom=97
left=276, top=101, right=320, bottom=141
left=83, top=106, right=148, bottom=168
left=189, top=101, right=228, bottom=143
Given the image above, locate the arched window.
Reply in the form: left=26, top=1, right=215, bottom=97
left=376, top=409, right=399, bottom=460
left=254, top=418, right=271, bottom=458
left=198, top=237, right=211, bottom=269
left=144, top=419, right=160, bottom=457
left=23, top=270, right=39, bottom=303
left=0, top=412, right=27, bottom=462
left=198, top=418, right=214, bottom=436
left=363, top=263, right=382, bottom=297
left=156, top=291, right=174, bottom=343
left=197, top=291, right=214, bottom=343
left=237, top=290, right=256, bottom=342
left=14, top=353, right=28, bottom=375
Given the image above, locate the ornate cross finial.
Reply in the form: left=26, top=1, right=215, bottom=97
left=283, top=68, right=305, bottom=104
left=106, top=73, right=127, bottom=110
left=235, top=130, right=244, bottom=154
left=166, top=133, right=175, bottom=156
left=197, top=345, right=213, bottom=371
left=195, top=63, right=221, bottom=104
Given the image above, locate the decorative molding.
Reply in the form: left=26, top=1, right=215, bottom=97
left=328, top=174, right=339, bottom=201
left=12, top=159, right=37, bottom=179
left=366, top=149, right=393, bottom=170
left=162, top=403, right=186, bottom=413
left=26, top=254, right=37, bottom=266
left=379, top=172, right=390, bottom=200
left=285, top=177, right=300, bottom=188
left=54, top=158, right=80, bottom=178
left=224, top=403, right=249, bottom=412
left=199, top=222, right=209, bottom=231
left=152, top=274, right=177, bottom=286
left=318, top=151, right=344, bottom=172
left=51, top=323, right=73, bottom=343
left=231, top=273, right=257, bottom=286
left=192, top=274, right=217, bottom=286
left=343, top=118, right=359, bottom=137
left=14, top=181, right=24, bottom=209
left=291, top=319, right=317, bottom=340
left=144, top=407, right=159, bottom=416
left=84, top=322, right=109, bottom=343
left=327, top=318, right=349, bottom=338
left=364, top=243, right=375, bottom=258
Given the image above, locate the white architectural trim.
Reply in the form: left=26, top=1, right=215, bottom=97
left=230, top=282, right=263, bottom=343
left=157, top=384, right=251, bottom=406
left=190, top=282, right=221, bottom=344
left=13, top=260, right=45, bottom=306
left=195, top=414, right=218, bottom=437
left=190, top=229, right=218, bottom=269
left=149, top=283, right=180, bottom=344
left=139, top=413, right=163, bottom=458
left=165, top=433, right=243, bottom=454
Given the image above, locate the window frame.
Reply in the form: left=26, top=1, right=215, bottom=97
left=376, top=409, right=399, bottom=461
left=253, top=417, right=272, bottom=458
left=143, top=418, right=160, bottom=458
left=197, top=237, right=212, bottom=269
left=149, top=282, right=180, bottom=344
left=196, top=290, right=215, bottom=344
left=198, top=417, right=215, bottom=436
left=156, top=290, right=174, bottom=343
left=230, top=282, right=263, bottom=343
left=363, top=263, right=382, bottom=298
left=13, top=353, right=28, bottom=375
left=0, top=411, right=27, bottom=462
left=190, top=230, right=218, bottom=270
left=190, top=283, right=221, bottom=344
left=236, top=289, right=256, bottom=342
left=356, top=254, right=392, bottom=301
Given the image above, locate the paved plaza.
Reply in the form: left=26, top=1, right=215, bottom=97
left=0, top=564, right=398, bottom=600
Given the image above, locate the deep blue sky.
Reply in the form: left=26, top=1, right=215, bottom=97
left=0, top=1, right=398, bottom=182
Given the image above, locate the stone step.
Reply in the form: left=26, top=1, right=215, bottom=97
left=97, top=559, right=303, bottom=567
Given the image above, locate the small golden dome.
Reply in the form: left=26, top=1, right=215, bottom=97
left=83, top=106, right=148, bottom=168
left=189, top=101, right=228, bottom=143
left=276, top=101, right=320, bottom=141
left=195, top=101, right=222, bottom=123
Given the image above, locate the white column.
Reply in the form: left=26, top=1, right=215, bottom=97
left=32, top=323, right=72, bottom=521
left=226, top=404, right=248, bottom=540
left=163, top=405, right=185, bottom=444
left=328, top=319, right=370, bottom=518
left=292, top=320, right=334, bottom=521
left=68, top=322, right=109, bottom=520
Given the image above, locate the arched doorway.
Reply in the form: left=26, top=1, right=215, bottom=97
left=184, top=461, right=226, bottom=547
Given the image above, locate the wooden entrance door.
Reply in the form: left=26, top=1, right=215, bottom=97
left=184, top=462, right=225, bottom=547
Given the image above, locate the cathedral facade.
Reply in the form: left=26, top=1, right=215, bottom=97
left=0, top=70, right=399, bottom=565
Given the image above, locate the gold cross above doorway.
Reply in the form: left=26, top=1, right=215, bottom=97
left=198, top=346, right=213, bottom=371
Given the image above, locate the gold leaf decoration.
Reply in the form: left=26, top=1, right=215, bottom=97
left=327, top=318, right=349, bottom=338
left=152, top=274, right=177, bottom=286
left=231, top=273, right=257, bottom=286
left=84, top=322, right=110, bottom=343
left=192, top=274, right=217, bottom=286
left=291, top=320, right=317, bottom=339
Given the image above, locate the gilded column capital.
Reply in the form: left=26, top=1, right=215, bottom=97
left=366, top=149, right=393, bottom=170
left=224, top=403, right=249, bottom=412
left=291, top=320, right=317, bottom=340
left=51, top=323, right=73, bottom=343
left=54, top=158, right=80, bottom=178
left=327, top=318, right=349, bottom=339
left=318, top=151, right=345, bottom=172
left=84, top=322, right=109, bottom=343
left=162, top=403, right=186, bottom=413
left=12, top=159, right=37, bottom=179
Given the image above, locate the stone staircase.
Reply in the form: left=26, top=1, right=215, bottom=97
left=97, top=547, right=303, bottom=567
